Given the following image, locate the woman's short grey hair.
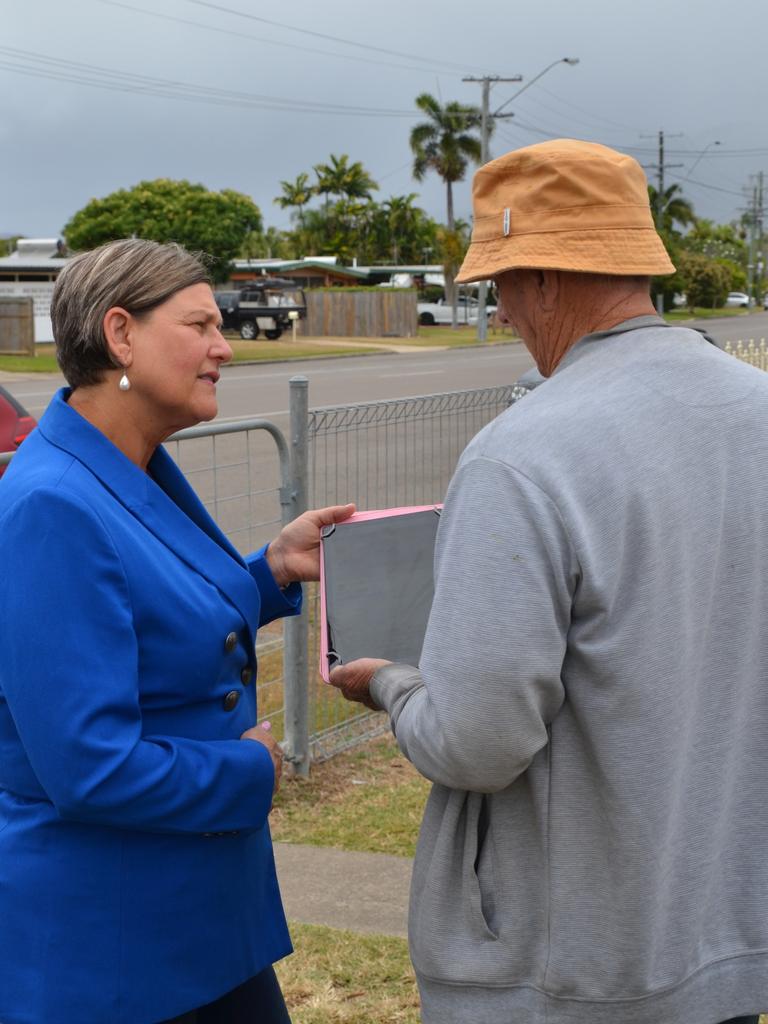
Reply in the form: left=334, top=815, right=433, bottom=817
left=51, top=238, right=212, bottom=389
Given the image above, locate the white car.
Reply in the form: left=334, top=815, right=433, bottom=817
left=724, top=291, right=749, bottom=308
left=417, top=297, right=497, bottom=326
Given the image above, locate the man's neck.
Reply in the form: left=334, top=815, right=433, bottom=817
left=540, top=289, right=657, bottom=375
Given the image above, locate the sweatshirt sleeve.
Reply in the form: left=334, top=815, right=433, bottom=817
left=0, top=489, right=275, bottom=835
left=371, top=455, right=578, bottom=792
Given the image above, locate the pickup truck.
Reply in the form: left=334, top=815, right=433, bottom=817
left=215, top=279, right=306, bottom=340
left=417, top=296, right=497, bottom=326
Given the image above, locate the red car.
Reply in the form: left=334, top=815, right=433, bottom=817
left=0, top=385, right=37, bottom=478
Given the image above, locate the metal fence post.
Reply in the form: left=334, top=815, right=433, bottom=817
left=283, top=376, right=310, bottom=776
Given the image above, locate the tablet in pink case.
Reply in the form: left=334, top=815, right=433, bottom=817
left=319, top=505, right=442, bottom=682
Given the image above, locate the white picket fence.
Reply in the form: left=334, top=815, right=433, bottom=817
left=724, top=338, right=768, bottom=371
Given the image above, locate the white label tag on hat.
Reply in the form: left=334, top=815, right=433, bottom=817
left=503, top=208, right=511, bottom=236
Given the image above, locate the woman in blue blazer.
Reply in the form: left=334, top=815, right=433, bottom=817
left=0, top=239, right=353, bottom=1024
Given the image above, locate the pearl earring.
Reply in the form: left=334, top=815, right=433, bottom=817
left=118, top=373, right=131, bottom=392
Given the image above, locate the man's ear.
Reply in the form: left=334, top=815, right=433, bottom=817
left=538, top=270, right=560, bottom=312
left=103, top=307, right=134, bottom=368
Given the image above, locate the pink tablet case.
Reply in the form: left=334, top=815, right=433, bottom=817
left=319, top=506, right=442, bottom=682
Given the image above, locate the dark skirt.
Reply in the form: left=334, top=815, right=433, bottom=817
left=162, top=967, right=291, bottom=1023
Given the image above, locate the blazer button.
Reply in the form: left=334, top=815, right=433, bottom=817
left=223, top=690, right=240, bottom=712
left=224, top=632, right=238, bottom=653
left=240, top=666, right=253, bottom=686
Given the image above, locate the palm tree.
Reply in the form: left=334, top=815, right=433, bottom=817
left=410, top=93, right=484, bottom=232
left=382, top=193, right=420, bottom=263
left=648, top=183, right=696, bottom=237
left=274, top=173, right=314, bottom=229
left=313, top=154, right=378, bottom=210
left=410, top=93, right=484, bottom=326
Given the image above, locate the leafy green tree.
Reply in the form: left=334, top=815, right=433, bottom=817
left=678, top=251, right=731, bottom=310
left=0, top=235, right=23, bottom=257
left=63, top=179, right=262, bottom=280
left=240, top=226, right=293, bottom=260
left=436, top=221, right=471, bottom=310
left=410, top=93, right=484, bottom=325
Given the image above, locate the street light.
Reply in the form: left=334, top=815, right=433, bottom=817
left=493, top=57, right=580, bottom=118
left=682, top=140, right=721, bottom=182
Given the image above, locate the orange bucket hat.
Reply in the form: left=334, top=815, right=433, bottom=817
left=455, top=139, right=675, bottom=283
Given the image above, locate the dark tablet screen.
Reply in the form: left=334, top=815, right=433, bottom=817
left=322, top=509, right=440, bottom=671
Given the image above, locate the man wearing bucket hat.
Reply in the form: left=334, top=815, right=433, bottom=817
left=331, top=140, right=768, bottom=1024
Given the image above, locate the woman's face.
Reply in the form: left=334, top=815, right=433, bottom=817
left=125, top=283, right=233, bottom=434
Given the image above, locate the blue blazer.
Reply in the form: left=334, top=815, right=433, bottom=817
left=0, top=390, right=301, bottom=1024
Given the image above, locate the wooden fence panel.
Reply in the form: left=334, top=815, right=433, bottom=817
left=0, top=297, right=35, bottom=355
left=302, top=290, right=417, bottom=338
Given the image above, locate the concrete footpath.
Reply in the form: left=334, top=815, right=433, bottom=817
left=274, top=842, right=412, bottom=938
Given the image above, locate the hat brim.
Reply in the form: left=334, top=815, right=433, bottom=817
left=455, top=228, right=676, bottom=283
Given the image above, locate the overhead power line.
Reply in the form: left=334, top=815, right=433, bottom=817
left=97, top=0, right=460, bottom=77
left=183, top=0, right=478, bottom=74
left=0, top=45, right=418, bottom=117
left=667, top=174, right=746, bottom=198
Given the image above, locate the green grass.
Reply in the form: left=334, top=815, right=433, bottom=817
left=271, top=734, right=430, bottom=858
left=226, top=337, right=379, bottom=360
left=414, top=324, right=518, bottom=346
left=0, top=343, right=59, bottom=372
left=276, top=923, right=418, bottom=1024
left=665, top=306, right=757, bottom=320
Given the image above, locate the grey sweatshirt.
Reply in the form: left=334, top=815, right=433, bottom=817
left=371, top=320, right=768, bottom=1024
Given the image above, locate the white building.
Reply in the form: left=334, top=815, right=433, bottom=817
left=0, top=239, right=68, bottom=343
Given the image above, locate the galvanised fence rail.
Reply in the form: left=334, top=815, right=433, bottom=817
left=0, top=378, right=527, bottom=772
left=304, top=382, right=529, bottom=763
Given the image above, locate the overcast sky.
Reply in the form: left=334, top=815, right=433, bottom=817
left=1, top=0, right=766, bottom=244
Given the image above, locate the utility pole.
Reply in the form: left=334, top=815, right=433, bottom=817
left=745, top=172, right=764, bottom=307
left=463, top=74, right=521, bottom=341
left=641, top=130, right=683, bottom=316
left=760, top=171, right=766, bottom=306
left=464, top=60, right=579, bottom=340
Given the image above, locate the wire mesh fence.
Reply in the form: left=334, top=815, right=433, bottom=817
left=306, top=383, right=530, bottom=761
left=1, top=381, right=530, bottom=768
left=165, top=418, right=295, bottom=743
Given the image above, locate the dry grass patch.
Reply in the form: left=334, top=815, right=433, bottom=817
left=277, top=922, right=419, bottom=1024
left=271, top=734, right=430, bottom=858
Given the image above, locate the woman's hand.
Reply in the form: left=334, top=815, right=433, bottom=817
left=329, top=658, right=391, bottom=711
left=241, top=722, right=284, bottom=797
left=266, top=503, right=356, bottom=588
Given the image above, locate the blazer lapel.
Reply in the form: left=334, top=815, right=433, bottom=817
left=39, top=390, right=262, bottom=643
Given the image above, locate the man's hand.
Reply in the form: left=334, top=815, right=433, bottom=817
left=329, top=658, right=391, bottom=711
left=241, top=722, right=284, bottom=796
left=266, top=503, right=356, bottom=588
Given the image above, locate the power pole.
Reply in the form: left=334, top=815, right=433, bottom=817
left=463, top=74, right=521, bottom=341
left=745, top=173, right=764, bottom=307
left=759, top=171, right=766, bottom=306
left=641, top=130, right=683, bottom=316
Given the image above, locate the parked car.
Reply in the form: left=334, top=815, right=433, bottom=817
left=417, top=296, right=497, bottom=326
left=214, top=279, right=306, bottom=340
left=0, top=386, right=37, bottom=478
left=724, top=291, right=749, bottom=308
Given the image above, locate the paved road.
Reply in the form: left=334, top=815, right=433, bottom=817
left=689, top=310, right=768, bottom=347
left=5, top=312, right=767, bottom=423
left=1, top=342, right=534, bottom=422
